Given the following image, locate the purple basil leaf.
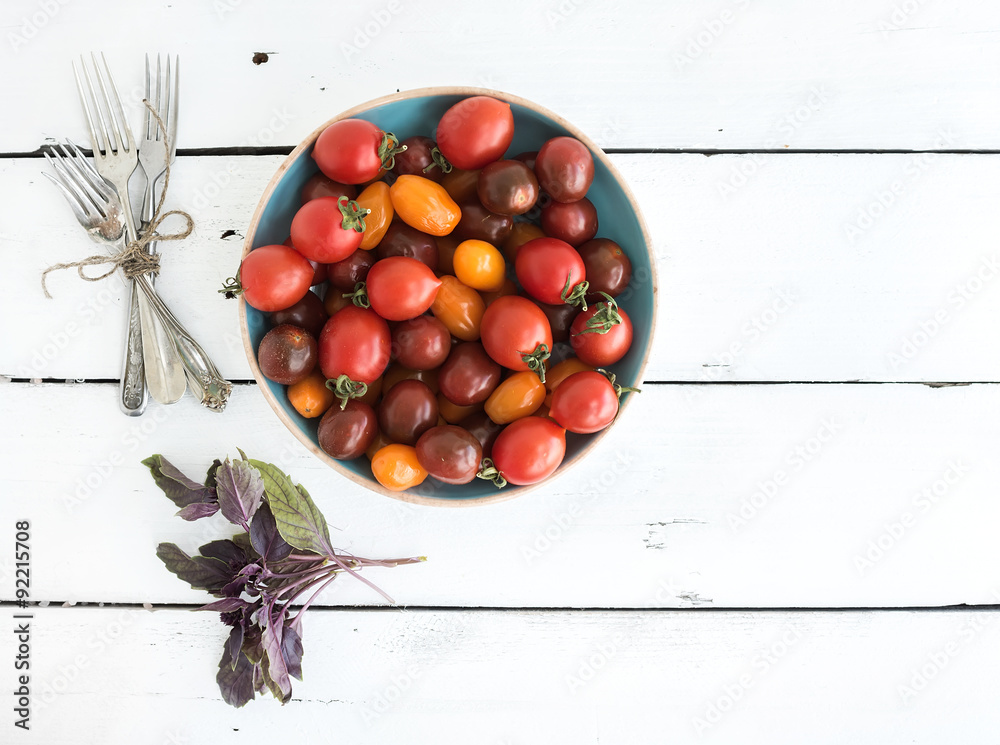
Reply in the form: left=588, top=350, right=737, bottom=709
left=156, top=543, right=231, bottom=594
left=241, top=626, right=264, bottom=664
left=199, top=540, right=249, bottom=567
left=249, top=459, right=334, bottom=557
left=143, top=455, right=216, bottom=508
left=250, top=503, right=293, bottom=563
left=281, top=623, right=303, bottom=681
left=176, top=502, right=220, bottom=521
left=197, top=597, right=249, bottom=613
left=231, top=531, right=259, bottom=559
left=217, top=644, right=255, bottom=708
left=262, top=609, right=292, bottom=703
left=226, top=625, right=245, bottom=672
left=205, top=458, right=223, bottom=489
left=215, top=458, right=265, bottom=530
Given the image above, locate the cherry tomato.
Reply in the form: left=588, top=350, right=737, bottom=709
left=453, top=240, right=506, bottom=292
left=300, top=173, right=357, bottom=203
left=382, top=364, right=439, bottom=395
left=323, top=288, right=352, bottom=317
left=356, top=181, right=393, bottom=250
left=415, top=425, right=483, bottom=484
left=270, top=290, right=328, bottom=338
left=431, top=275, right=486, bottom=341
left=376, top=222, right=439, bottom=272
left=501, top=222, right=546, bottom=264
left=290, top=196, right=367, bottom=263
left=569, top=298, right=634, bottom=367
left=283, top=236, right=329, bottom=285
left=435, top=235, right=460, bottom=275
left=441, top=168, right=481, bottom=203
left=549, top=371, right=621, bottom=434
left=378, top=379, right=438, bottom=445
left=485, top=371, right=546, bottom=424
left=578, top=238, right=632, bottom=302
left=392, top=315, right=451, bottom=370
left=371, top=444, right=428, bottom=491
left=328, top=248, right=375, bottom=292
left=515, top=237, right=588, bottom=307
left=513, top=151, right=538, bottom=171
left=436, top=96, right=515, bottom=170
left=439, top=342, right=502, bottom=406
left=312, top=119, right=404, bottom=185
left=454, top=198, right=512, bottom=244
left=437, top=392, right=483, bottom=424
left=318, top=305, right=391, bottom=386
left=287, top=369, right=337, bottom=419
left=460, top=411, right=505, bottom=458
left=392, top=135, right=451, bottom=183
left=257, top=324, right=317, bottom=385
left=541, top=197, right=598, bottom=247
left=235, top=244, right=314, bottom=312
left=317, top=400, right=378, bottom=460
left=365, top=430, right=394, bottom=461
left=478, top=160, right=539, bottom=216
left=479, top=278, right=518, bottom=307
left=545, top=357, right=594, bottom=393
left=390, top=175, right=461, bottom=236
left=366, top=256, right=442, bottom=321
left=490, top=416, right=566, bottom=486
left=534, top=300, right=579, bottom=343
left=535, top=136, right=594, bottom=203
left=480, top=296, right=553, bottom=378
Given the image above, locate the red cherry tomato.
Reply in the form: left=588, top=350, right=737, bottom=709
left=300, top=173, right=357, bottom=203
left=515, top=237, right=589, bottom=307
left=490, top=416, right=566, bottom=486
left=534, top=136, right=594, bottom=203
left=290, top=196, right=367, bottom=263
left=541, top=197, right=598, bottom=247
left=392, top=315, right=451, bottom=370
left=234, top=244, right=314, bottom=312
left=318, top=305, right=391, bottom=386
left=480, top=296, right=553, bottom=377
left=282, top=236, right=328, bottom=285
left=366, top=256, right=442, bottom=321
left=312, top=118, right=404, bottom=185
left=549, top=371, right=621, bottom=434
left=436, top=96, right=515, bottom=170
left=569, top=298, right=634, bottom=367
left=438, top=342, right=502, bottom=406
left=415, top=425, right=483, bottom=485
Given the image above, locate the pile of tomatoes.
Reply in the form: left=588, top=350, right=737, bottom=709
left=233, top=96, right=638, bottom=493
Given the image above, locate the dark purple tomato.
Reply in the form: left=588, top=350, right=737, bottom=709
left=438, top=342, right=502, bottom=406
left=270, top=290, right=328, bottom=338
left=392, top=135, right=450, bottom=183
left=534, top=301, right=580, bottom=343
left=282, top=237, right=329, bottom=286
left=317, top=400, right=377, bottom=460
left=378, top=379, right=439, bottom=445
left=415, top=425, right=483, bottom=484
left=541, top=197, right=598, bottom=247
left=392, top=315, right=451, bottom=370
left=459, top=410, right=504, bottom=459
left=534, top=136, right=594, bottom=203
left=578, top=238, right=633, bottom=302
left=328, top=248, right=376, bottom=291
left=513, top=151, right=538, bottom=171
left=376, top=222, right=439, bottom=272
left=300, top=173, right=357, bottom=203
left=257, top=324, right=318, bottom=385
left=454, top=199, right=513, bottom=244
left=477, top=160, right=539, bottom=216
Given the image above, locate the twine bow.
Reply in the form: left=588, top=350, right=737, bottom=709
left=41, top=99, right=194, bottom=299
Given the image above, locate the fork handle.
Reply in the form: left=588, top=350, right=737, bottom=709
left=119, top=281, right=147, bottom=415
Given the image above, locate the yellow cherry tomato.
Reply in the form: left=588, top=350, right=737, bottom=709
left=485, top=370, right=546, bottom=425
left=453, top=239, right=506, bottom=292
left=437, top=392, right=483, bottom=424
left=371, top=444, right=427, bottom=491
left=431, top=275, right=486, bottom=341
left=356, top=181, right=393, bottom=250
left=390, top=175, right=461, bottom=236
left=502, top=222, right=546, bottom=263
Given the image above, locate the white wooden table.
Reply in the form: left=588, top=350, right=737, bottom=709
left=2, top=1, right=999, bottom=741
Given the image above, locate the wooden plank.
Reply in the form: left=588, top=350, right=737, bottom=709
left=8, top=605, right=1000, bottom=743
left=6, top=152, right=1000, bottom=383
left=2, top=381, right=999, bottom=608
left=3, top=1, right=1000, bottom=151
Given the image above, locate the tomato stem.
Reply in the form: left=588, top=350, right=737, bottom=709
left=476, top=458, right=507, bottom=489
left=521, top=343, right=551, bottom=384
left=576, top=293, right=623, bottom=336
left=424, top=146, right=453, bottom=175
left=218, top=274, right=243, bottom=299
left=325, top=374, right=369, bottom=409
left=560, top=274, right=590, bottom=310
left=343, top=281, right=370, bottom=309
left=337, top=195, right=370, bottom=233
left=378, top=131, right=408, bottom=171
left=597, top=368, right=641, bottom=398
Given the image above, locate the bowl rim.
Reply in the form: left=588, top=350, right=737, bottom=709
left=239, top=85, right=658, bottom=507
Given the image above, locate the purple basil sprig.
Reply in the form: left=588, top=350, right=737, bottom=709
left=143, top=453, right=425, bottom=707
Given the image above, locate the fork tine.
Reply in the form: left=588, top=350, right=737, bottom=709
left=92, top=52, right=126, bottom=155
left=143, top=53, right=152, bottom=141
left=60, top=140, right=115, bottom=206
left=73, top=58, right=106, bottom=156
left=168, top=56, right=179, bottom=157
left=42, top=171, right=91, bottom=226
left=154, top=53, right=164, bottom=141
left=45, top=151, right=100, bottom=220
left=51, top=146, right=108, bottom=219
left=101, top=52, right=135, bottom=151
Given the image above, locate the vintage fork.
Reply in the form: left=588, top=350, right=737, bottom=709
left=44, top=141, right=232, bottom=412
left=74, top=52, right=186, bottom=412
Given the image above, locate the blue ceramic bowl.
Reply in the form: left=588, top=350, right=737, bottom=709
left=241, top=87, right=656, bottom=506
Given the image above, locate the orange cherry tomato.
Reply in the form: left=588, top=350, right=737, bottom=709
left=365, top=430, right=394, bottom=460
left=545, top=357, right=595, bottom=393
left=479, top=278, right=518, bottom=306
left=430, top=275, right=486, bottom=341
left=485, top=370, right=546, bottom=424
left=453, top=239, right=506, bottom=292
left=287, top=369, right=337, bottom=418
left=389, top=175, right=461, bottom=236
left=437, top=392, right=483, bottom=424
left=441, top=168, right=481, bottom=203
left=502, top=222, right=545, bottom=264
left=356, top=181, right=393, bottom=250
left=371, top=443, right=428, bottom=491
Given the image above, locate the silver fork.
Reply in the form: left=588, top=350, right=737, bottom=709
left=74, top=52, right=186, bottom=412
left=45, top=141, right=232, bottom=412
